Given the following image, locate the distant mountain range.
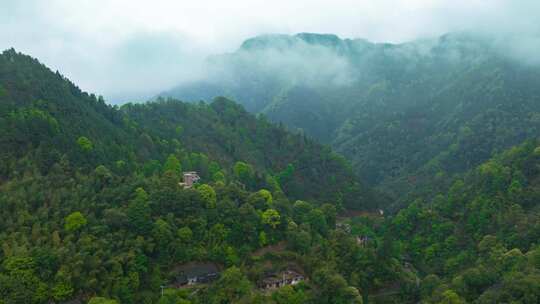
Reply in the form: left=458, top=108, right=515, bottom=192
left=160, top=32, right=540, bottom=204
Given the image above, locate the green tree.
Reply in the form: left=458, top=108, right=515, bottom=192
left=88, top=297, right=119, bottom=304
left=76, top=136, right=93, bottom=152
left=307, top=208, right=328, bottom=236
left=153, top=219, right=173, bottom=245
left=258, top=231, right=268, bottom=247
left=262, top=209, right=281, bottom=229
left=0, top=257, right=48, bottom=304
left=198, top=184, right=217, bottom=208
left=320, top=203, right=337, bottom=228
left=233, top=161, right=254, bottom=185
left=163, top=154, right=181, bottom=174
left=212, top=171, right=226, bottom=183
left=209, top=266, right=252, bottom=303
left=257, top=189, right=273, bottom=205
left=312, top=267, right=363, bottom=303
left=293, top=200, right=313, bottom=223
left=177, top=227, right=193, bottom=243
left=127, top=187, right=152, bottom=235
left=51, top=282, right=73, bottom=301
left=439, top=290, right=465, bottom=304
left=64, top=211, right=87, bottom=232
left=272, top=285, right=307, bottom=304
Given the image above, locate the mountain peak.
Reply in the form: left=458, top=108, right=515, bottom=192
left=239, top=34, right=297, bottom=51
left=239, top=32, right=347, bottom=51
left=294, top=32, right=342, bottom=45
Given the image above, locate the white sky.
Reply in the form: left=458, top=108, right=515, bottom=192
left=1, top=0, right=539, bottom=102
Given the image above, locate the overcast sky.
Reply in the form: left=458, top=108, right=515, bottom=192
left=1, top=0, right=539, bottom=102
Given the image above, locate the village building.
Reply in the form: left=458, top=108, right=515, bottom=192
left=173, top=262, right=220, bottom=287
left=259, top=270, right=305, bottom=290
left=356, top=235, right=370, bottom=247
left=179, top=171, right=201, bottom=189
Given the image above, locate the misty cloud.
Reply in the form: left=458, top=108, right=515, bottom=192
left=101, top=32, right=208, bottom=101
left=1, top=0, right=540, bottom=102
left=206, top=35, right=355, bottom=88
left=495, top=34, right=540, bottom=66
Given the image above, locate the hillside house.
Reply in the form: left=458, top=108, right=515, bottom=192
left=174, top=262, right=220, bottom=287
left=336, top=222, right=352, bottom=233
left=179, top=171, right=201, bottom=189
left=356, top=235, right=370, bottom=247
left=259, top=270, right=304, bottom=290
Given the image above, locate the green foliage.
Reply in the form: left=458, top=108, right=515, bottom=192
left=208, top=266, right=252, bottom=303
left=64, top=211, right=87, bottom=232
left=51, top=282, right=73, bottom=301
left=127, top=187, right=152, bottom=235
left=88, top=297, right=119, bottom=304
left=212, top=171, right=226, bottom=183
left=439, top=290, right=465, bottom=304
left=76, top=136, right=93, bottom=152
left=258, top=231, right=268, bottom=247
left=233, top=161, right=254, bottom=185
left=257, top=189, right=273, bottom=205
left=261, top=209, right=281, bottom=229
left=197, top=184, right=217, bottom=208
left=312, top=267, right=363, bottom=303
left=272, top=285, right=307, bottom=304
left=390, top=140, right=540, bottom=303
left=0, top=257, right=48, bottom=304
left=163, top=154, right=181, bottom=174
left=534, top=146, right=540, bottom=156
left=277, top=163, right=295, bottom=185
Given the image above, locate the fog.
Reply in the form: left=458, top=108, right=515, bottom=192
left=1, top=0, right=539, bottom=102
left=206, top=35, right=356, bottom=88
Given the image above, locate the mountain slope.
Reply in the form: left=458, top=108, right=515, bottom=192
left=0, top=48, right=377, bottom=209
left=0, top=48, right=129, bottom=177
left=389, top=139, right=540, bottom=303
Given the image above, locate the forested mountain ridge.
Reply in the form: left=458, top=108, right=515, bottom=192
left=0, top=48, right=128, bottom=177
left=120, top=98, right=377, bottom=208
left=0, top=48, right=377, bottom=210
left=161, top=32, right=540, bottom=207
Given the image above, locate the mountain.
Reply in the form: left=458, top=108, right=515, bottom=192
left=0, top=49, right=384, bottom=303
left=161, top=32, right=540, bottom=207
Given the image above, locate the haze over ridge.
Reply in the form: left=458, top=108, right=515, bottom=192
left=1, top=0, right=539, bottom=102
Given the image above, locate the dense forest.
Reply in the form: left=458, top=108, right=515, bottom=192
left=0, top=49, right=380, bottom=303
left=162, top=32, right=540, bottom=209
left=1, top=41, right=539, bottom=304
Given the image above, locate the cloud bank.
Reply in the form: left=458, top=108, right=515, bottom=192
left=1, top=0, right=539, bottom=102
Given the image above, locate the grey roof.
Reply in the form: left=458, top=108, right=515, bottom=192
left=175, top=262, right=219, bottom=278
